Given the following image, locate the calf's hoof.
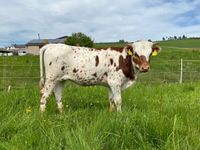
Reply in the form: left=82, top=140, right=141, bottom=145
left=39, top=105, right=46, bottom=113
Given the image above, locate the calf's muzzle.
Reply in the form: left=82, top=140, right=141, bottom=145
left=139, top=55, right=150, bottom=72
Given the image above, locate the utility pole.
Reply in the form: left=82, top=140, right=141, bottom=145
left=38, top=33, right=40, bottom=39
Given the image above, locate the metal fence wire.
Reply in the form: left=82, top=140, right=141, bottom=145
left=1, top=59, right=200, bottom=90
left=138, top=59, right=200, bottom=83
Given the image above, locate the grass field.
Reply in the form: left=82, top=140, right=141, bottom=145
left=0, top=39, right=200, bottom=149
left=0, top=82, right=200, bottom=149
left=159, top=39, right=200, bottom=48
left=0, top=56, right=39, bottom=89
left=95, top=39, right=200, bottom=49
left=1, top=42, right=200, bottom=89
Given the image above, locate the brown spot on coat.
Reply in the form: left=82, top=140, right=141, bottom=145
left=103, top=72, right=108, bottom=77
left=95, top=45, right=133, bottom=54
left=92, top=73, right=97, bottom=77
left=110, top=59, right=113, bottom=65
left=49, top=62, right=52, bottom=66
left=73, top=68, right=79, bottom=73
left=117, top=55, right=135, bottom=80
left=95, top=47, right=124, bottom=53
left=95, top=56, right=99, bottom=66
left=110, top=47, right=124, bottom=52
left=61, top=66, right=65, bottom=71
left=116, top=66, right=119, bottom=71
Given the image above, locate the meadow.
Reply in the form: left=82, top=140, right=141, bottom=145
left=159, top=39, right=200, bottom=48
left=0, top=39, right=200, bottom=149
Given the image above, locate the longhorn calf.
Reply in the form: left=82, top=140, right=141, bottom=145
left=39, top=40, right=161, bottom=112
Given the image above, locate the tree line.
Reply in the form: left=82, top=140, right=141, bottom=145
left=65, top=32, right=200, bottom=47
left=162, top=35, right=200, bottom=41
left=65, top=32, right=128, bottom=48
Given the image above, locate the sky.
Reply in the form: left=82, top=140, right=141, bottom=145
left=0, top=0, right=200, bottom=47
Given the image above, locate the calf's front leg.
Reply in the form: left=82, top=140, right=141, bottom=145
left=109, top=85, right=122, bottom=112
left=108, top=89, right=115, bottom=112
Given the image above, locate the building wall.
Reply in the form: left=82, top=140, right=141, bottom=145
left=26, top=46, right=40, bottom=55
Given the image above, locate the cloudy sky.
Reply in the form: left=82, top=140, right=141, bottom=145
left=0, top=0, right=200, bottom=47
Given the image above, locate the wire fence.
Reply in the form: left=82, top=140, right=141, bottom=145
left=143, top=59, right=200, bottom=84
left=1, top=59, right=200, bottom=91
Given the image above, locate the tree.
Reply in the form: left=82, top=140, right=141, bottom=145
left=119, top=40, right=125, bottom=43
left=65, top=32, right=94, bottom=47
left=168, top=36, right=173, bottom=40
left=182, top=35, right=187, bottom=39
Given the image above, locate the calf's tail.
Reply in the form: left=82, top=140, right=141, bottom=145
left=39, top=45, right=48, bottom=93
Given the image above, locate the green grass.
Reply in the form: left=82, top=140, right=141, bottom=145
left=0, top=82, right=200, bottom=149
left=0, top=56, right=39, bottom=89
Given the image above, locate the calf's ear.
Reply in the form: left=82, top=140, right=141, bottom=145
left=126, top=43, right=134, bottom=56
left=152, top=43, right=161, bottom=56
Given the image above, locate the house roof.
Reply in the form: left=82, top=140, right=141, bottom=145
left=26, top=36, right=68, bottom=46
left=26, top=39, right=52, bottom=46
left=13, top=44, right=26, bottom=48
left=57, top=36, right=68, bottom=39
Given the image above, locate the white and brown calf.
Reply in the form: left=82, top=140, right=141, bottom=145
left=39, top=40, right=161, bottom=112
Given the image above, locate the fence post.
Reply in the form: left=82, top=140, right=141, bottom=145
left=7, top=85, right=11, bottom=92
left=179, top=59, right=183, bottom=84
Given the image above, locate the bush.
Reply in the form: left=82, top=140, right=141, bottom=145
left=65, top=32, right=94, bottom=47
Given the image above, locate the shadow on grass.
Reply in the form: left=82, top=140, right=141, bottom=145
left=67, top=100, right=107, bottom=111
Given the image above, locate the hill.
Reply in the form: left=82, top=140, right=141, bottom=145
left=159, top=39, right=200, bottom=48
left=1, top=41, right=200, bottom=89
left=95, top=39, right=200, bottom=49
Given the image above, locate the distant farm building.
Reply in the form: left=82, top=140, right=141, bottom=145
left=0, top=48, right=14, bottom=56
left=26, top=36, right=68, bottom=55
left=9, top=44, right=27, bottom=56
left=0, top=44, right=27, bottom=56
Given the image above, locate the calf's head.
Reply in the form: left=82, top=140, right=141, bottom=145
left=127, top=40, right=161, bottom=72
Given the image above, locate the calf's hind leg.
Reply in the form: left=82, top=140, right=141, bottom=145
left=40, top=79, right=56, bottom=112
left=53, top=81, right=65, bottom=112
